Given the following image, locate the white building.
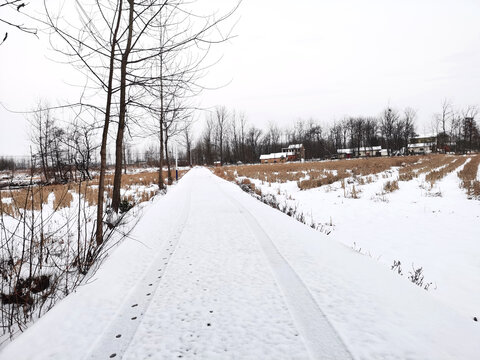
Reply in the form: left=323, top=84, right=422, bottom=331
left=337, top=146, right=386, bottom=158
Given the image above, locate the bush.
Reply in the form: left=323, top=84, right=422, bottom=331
left=119, top=199, right=134, bottom=214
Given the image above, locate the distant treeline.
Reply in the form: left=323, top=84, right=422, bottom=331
left=189, top=104, right=480, bottom=165
left=0, top=157, right=29, bottom=171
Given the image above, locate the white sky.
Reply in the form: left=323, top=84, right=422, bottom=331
left=1, top=0, right=480, bottom=156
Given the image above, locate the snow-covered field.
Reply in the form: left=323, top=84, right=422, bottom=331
left=1, top=167, right=478, bottom=359
left=221, top=156, right=480, bottom=321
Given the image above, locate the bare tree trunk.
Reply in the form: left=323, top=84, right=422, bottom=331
left=123, top=144, right=127, bottom=175
left=112, top=0, right=134, bottom=213
left=158, top=49, right=165, bottom=189
left=165, top=133, right=172, bottom=184
left=96, top=0, right=123, bottom=245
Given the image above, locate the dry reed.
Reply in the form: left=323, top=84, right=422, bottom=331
left=399, top=155, right=452, bottom=181
left=425, top=157, right=467, bottom=186
left=383, top=180, right=399, bottom=193
left=214, top=156, right=423, bottom=191
left=0, top=169, right=189, bottom=213
left=458, top=155, right=480, bottom=198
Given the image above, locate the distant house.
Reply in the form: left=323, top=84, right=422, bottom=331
left=408, top=135, right=436, bottom=155
left=337, top=146, right=386, bottom=158
left=260, top=144, right=305, bottom=164
left=283, top=144, right=305, bottom=160
left=260, top=152, right=292, bottom=164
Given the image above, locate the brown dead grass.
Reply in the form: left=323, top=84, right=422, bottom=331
left=52, top=185, right=74, bottom=209
left=0, top=168, right=189, bottom=213
left=398, top=155, right=452, bottom=181
left=90, top=170, right=188, bottom=189
left=458, top=155, right=480, bottom=198
left=383, top=180, right=399, bottom=193
left=212, top=168, right=236, bottom=182
left=425, top=157, right=467, bottom=186
left=0, top=184, right=74, bottom=216
left=0, top=201, right=17, bottom=217
left=214, top=156, right=423, bottom=191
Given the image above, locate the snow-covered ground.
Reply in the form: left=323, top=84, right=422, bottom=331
left=1, top=167, right=478, bottom=359
left=242, top=158, right=480, bottom=321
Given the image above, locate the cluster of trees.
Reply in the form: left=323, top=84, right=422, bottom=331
left=0, top=157, right=24, bottom=171
left=190, top=103, right=480, bottom=165
left=191, top=106, right=416, bottom=164
left=433, top=100, right=480, bottom=153
left=11, top=0, right=238, bottom=246
left=1, top=2, right=237, bottom=337
left=29, top=105, right=98, bottom=183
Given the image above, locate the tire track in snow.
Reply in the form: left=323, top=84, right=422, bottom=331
left=216, top=178, right=353, bottom=360
left=84, top=185, right=192, bottom=360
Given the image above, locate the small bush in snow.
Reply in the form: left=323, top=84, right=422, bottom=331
left=390, top=260, right=435, bottom=291
left=119, top=199, right=134, bottom=214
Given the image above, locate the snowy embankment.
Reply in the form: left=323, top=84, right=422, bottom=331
left=1, top=167, right=479, bottom=359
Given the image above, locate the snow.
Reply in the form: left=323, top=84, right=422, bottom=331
left=246, top=158, right=480, bottom=319
left=1, top=167, right=479, bottom=359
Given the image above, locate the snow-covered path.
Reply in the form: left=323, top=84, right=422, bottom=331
left=1, top=168, right=479, bottom=360
left=217, top=183, right=351, bottom=360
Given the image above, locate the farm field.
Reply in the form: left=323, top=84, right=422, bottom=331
left=214, top=154, right=480, bottom=319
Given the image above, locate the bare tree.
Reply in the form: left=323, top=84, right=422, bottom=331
left=380, top=108, right=400, bottom=155
left=182, top=118, right=193, bottom=167
left=111, top=0, right=135, bottom=212
left=402, top=108, right=416, bottom=154
left=461, top=105, right=479, bottom=153
left=215, top=106, right=228, bottom=165
left=44, top=0, right=125, bottom=244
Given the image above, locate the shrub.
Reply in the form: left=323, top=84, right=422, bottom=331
left=119, top=199, right=134, bottom=214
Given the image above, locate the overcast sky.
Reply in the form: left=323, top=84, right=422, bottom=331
left=1, top=0, right=480, bottom=156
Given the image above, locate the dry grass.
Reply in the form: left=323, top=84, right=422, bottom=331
left=458, top=155, right=480, bottom=198
left=425, top=157, right=467, bottom=186
left=0, top=169, right=189, bottom=214
left=1, top=184, right=75, bottom=217
left=383, top=180, right=399, bottom=193
left=298, top=172, right=345, bottom=190
left=398, top=155, right=452, bottom=181
left=214, top=156, right=423, bottom=191
left=89, top=170, right=188, bottom=188
left=52, top=185, right=74, bottom=209
left=0, top=201, right=17, bottom=217
left=212, top=168, right=236, bottom=182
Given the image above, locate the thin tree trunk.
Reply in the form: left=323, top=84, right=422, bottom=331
left=165, top=133, right=172, bottom=184
left=159, top=125, right=165, bottom=188
left=157, top=27, right=165, bottom=189
left=96, top=0, right=123, bottom=245
left=123, top=145, right=127, bottom=175
left=112, top=0, right=134, bottom=212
